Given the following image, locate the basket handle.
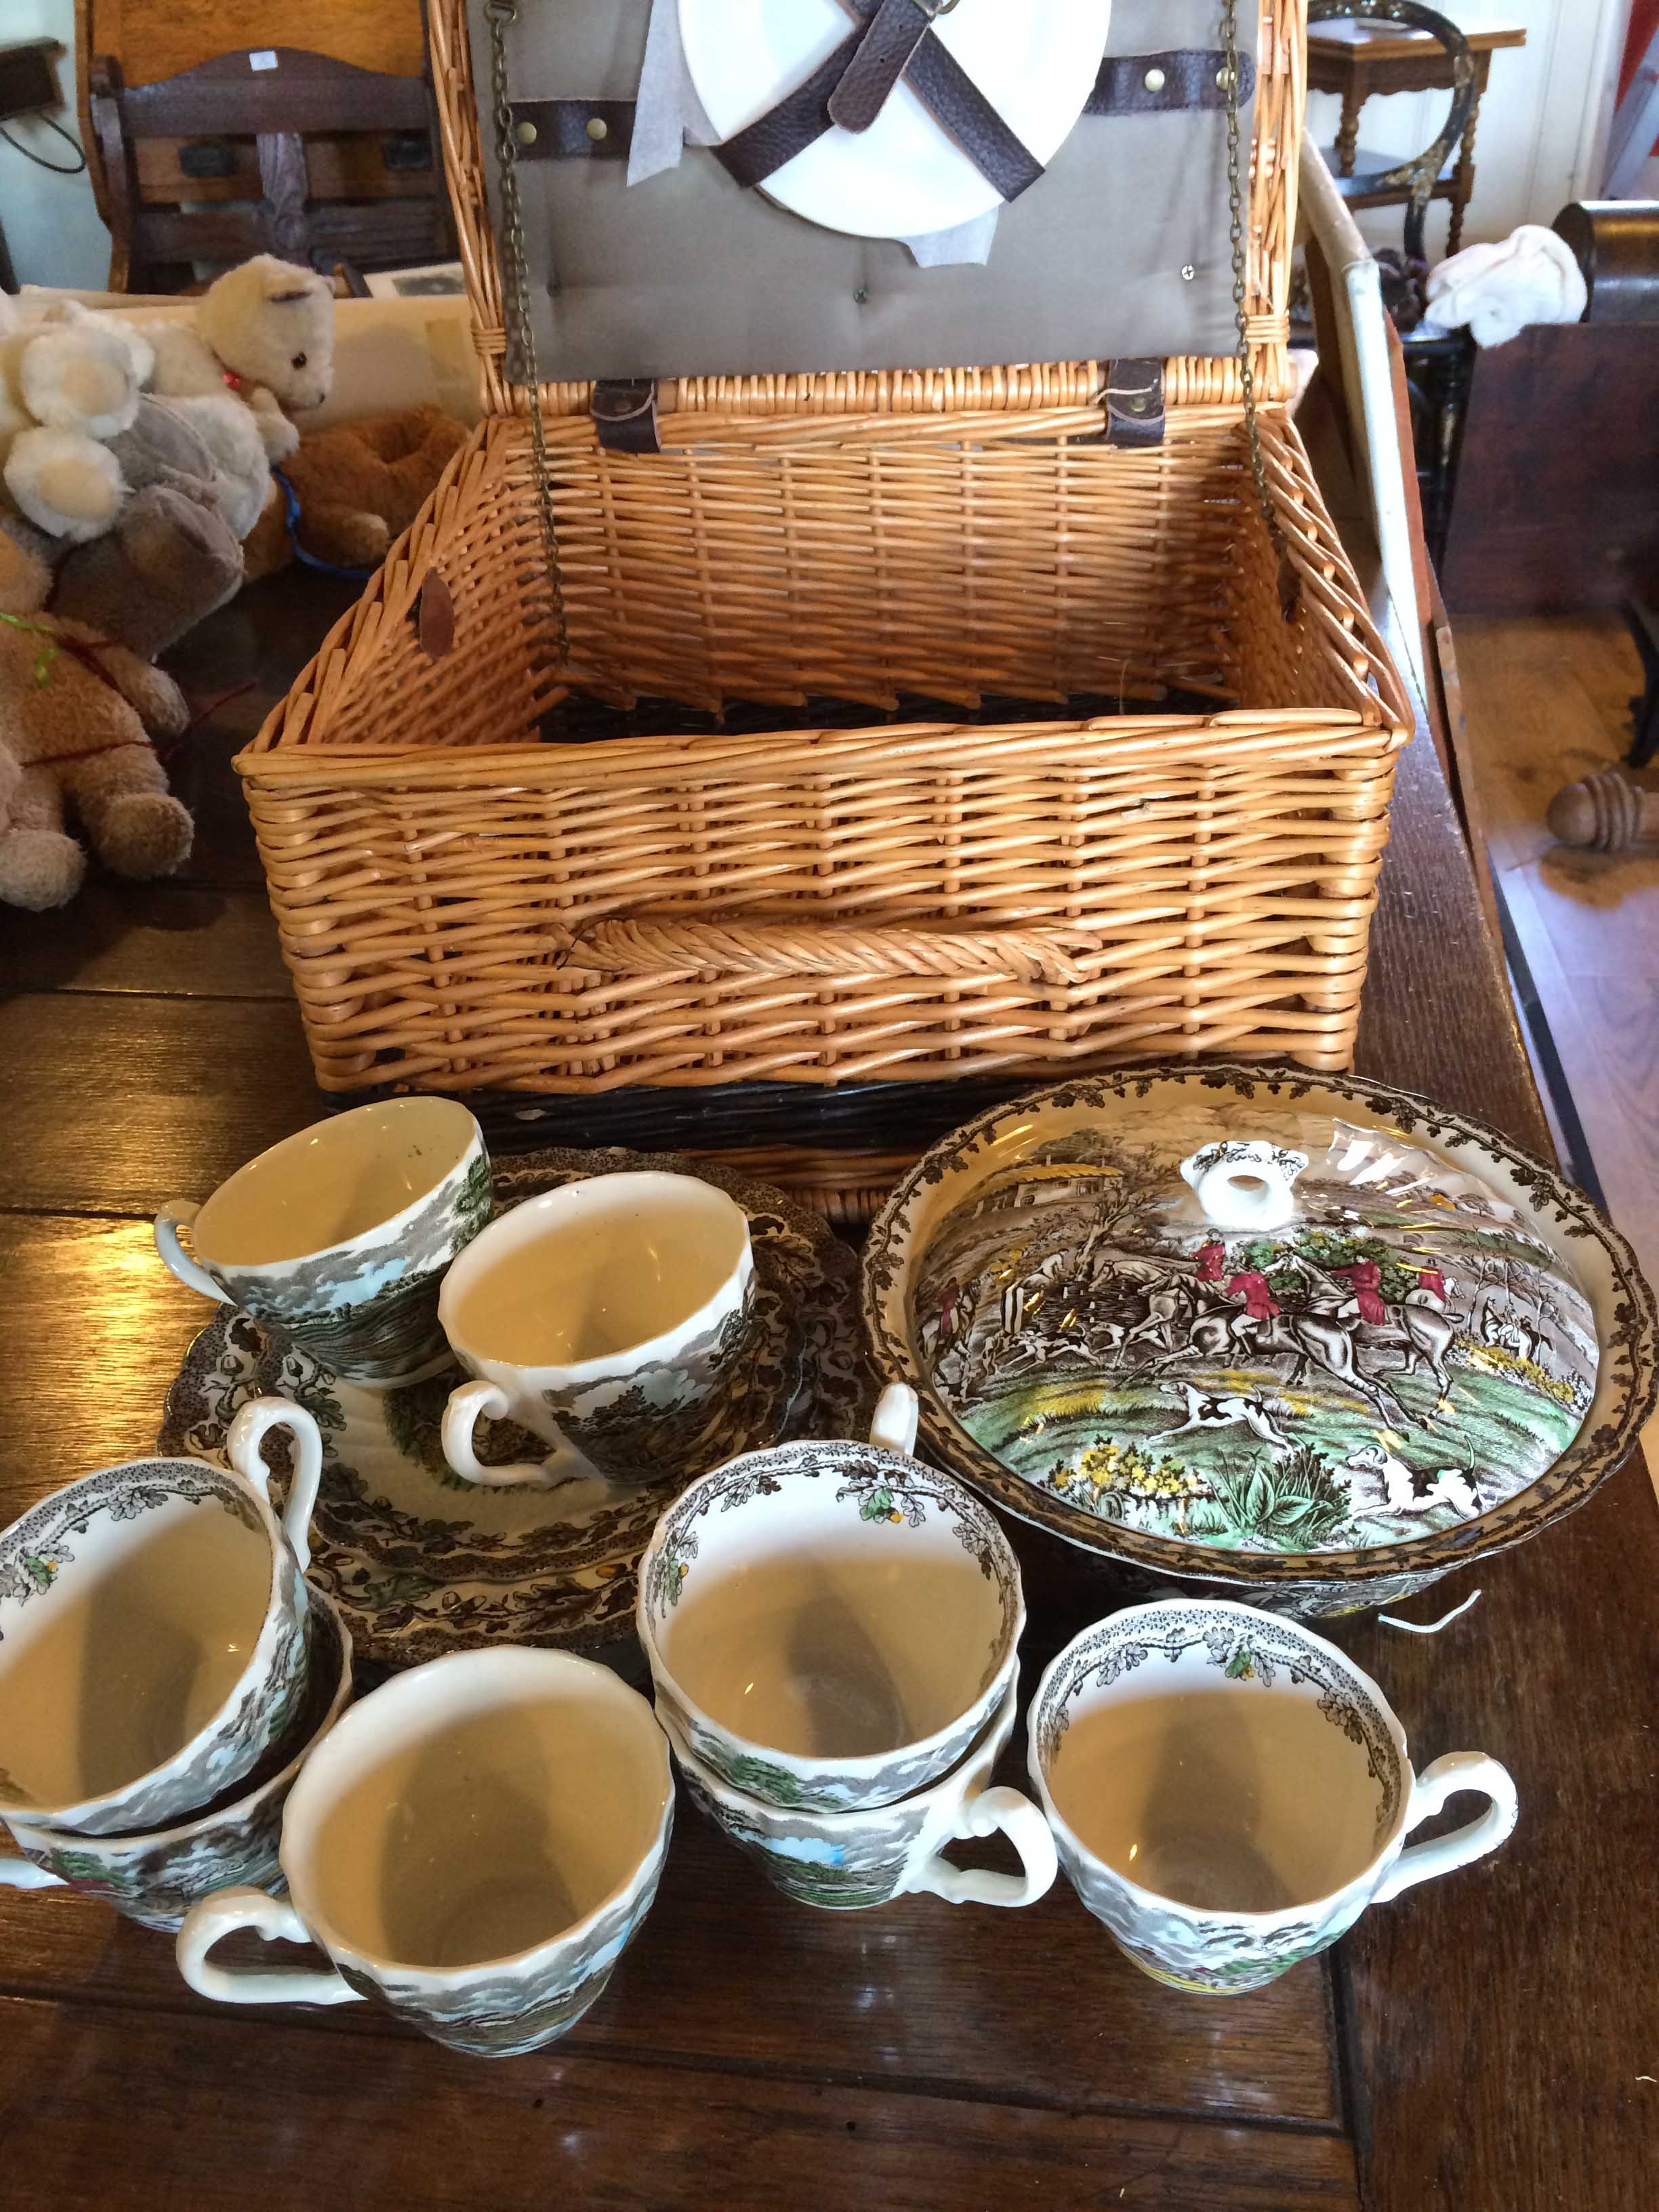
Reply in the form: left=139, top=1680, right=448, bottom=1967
left=571, top=917, right=1106, bottom=987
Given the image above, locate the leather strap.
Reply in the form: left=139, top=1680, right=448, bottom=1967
left=714, top=28, right=863, bottom=189
left=1086, top=50, right=1256, bottom=119
left=900, top=29, right=1042, bottom=203
left=716, top=2, right=1040, bottom=203
left=829, top=0, right=935, bottom=135
left=506, top=98, right=635, bottom=160
left=511, top=55, right=1254, bottom=175
left=592, top=378, right=663, bottom=455
left=1103, top=359, right=1166, bottom=449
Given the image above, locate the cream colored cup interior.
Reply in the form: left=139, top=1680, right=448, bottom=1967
left=446, top=1173, right=748, bottom=1368
left=662, top=1510, right=1006, bottom=1761
left=1047, top=1676, right=1389, bottom=1914
left=0, top=1495, right=274, bottom=1809
left=294, top=1660, right=666, bottom=1971
left=193, top=1097, right=475, bottom=1268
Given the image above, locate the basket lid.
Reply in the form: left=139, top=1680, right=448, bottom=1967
left=435, top=0, right=1300, bottom=409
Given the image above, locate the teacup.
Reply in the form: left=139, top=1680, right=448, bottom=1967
left=0, top=1396, right=323, bottom=1837
left=662, top=1672, right=1055, bottom=1910
left=636, top=1385, right=1024, bottom=1812
left=156, top=1097, right=490, bottom=1387
left=439, top=1171, right=754, bottom=1490
left=1028, top=1599, right=1518, bottom=1994
left=176, top=1647, right=674, bottom=2057
left=1, top=1585, right=354, bottom=1931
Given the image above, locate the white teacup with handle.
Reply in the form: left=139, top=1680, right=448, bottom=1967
left=1029, top=1599, right=1518, bottom=1994
left=439, top=1171, right=755, bottom=1490
left=661, top=1671, right=1055, bottom=1912
left=176, top=1647, right=674, bottom=2058
left=0, top=1397, right=323, bottom=1837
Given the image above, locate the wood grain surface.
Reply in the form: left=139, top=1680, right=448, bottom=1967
left=0, top=570, right=1654, bottom=2210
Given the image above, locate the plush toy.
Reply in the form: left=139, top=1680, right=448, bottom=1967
left=52, top=398, right=247, bottom=656
left=243, top=404, right=469, bottom=582
left=0, top=529, right=194, bottom=909
left=0, top=296, right=153, bottom=543
left=145, top=255, right=335, bottom=464
left=2, top=396, right=247, bottom=661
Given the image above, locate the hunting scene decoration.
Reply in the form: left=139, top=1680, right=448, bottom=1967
left=913, top=1122, right=1597, bottom=1556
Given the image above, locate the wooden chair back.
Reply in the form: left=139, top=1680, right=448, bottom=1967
left=87, top=44, right=455, bottom=290
left=1306, top=1, right=1475, bottom=261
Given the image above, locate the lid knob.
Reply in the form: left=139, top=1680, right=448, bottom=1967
left=1180, top=1141, right=1309, bottom=1232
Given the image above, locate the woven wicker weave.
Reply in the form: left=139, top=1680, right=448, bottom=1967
left=241, top=0, right=1411, bottom=1102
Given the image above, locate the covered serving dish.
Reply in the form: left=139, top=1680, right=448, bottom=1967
left=861, top=1067, right=1656, bottom=1616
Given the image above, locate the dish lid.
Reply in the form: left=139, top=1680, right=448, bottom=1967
left=903, top=1096, right=1600, bottom=1559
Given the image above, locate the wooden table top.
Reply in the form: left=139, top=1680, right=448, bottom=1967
left=1307, top=22, right=1528, bottom=63
left=0, top=569, right=1654, bottom=2211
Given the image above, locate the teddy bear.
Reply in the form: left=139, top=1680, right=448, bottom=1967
left=2, top=395, right=247, bottom=661
left=51, top=397, right=249, bottom=655
left=0, top=295, right=153, bottom=543
left=0, top=528, right=194, bottom=909
left=144, top=254, right=335, bottom=465
left=242, top=404, right=470, bottom=581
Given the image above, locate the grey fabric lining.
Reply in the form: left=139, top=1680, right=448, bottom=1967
left=469, top=0, right=1261, bottom=385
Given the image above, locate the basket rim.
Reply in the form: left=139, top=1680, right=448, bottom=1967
left=426, top=0, right=1307, bottom=422
left=242, top=403, right=1415, bottom=768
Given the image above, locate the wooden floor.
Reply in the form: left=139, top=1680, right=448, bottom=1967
left=1450, top=614, right=1659, bottom=1486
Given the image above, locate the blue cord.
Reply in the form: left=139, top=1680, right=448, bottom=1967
left=271, top=466, right=377, bottom=581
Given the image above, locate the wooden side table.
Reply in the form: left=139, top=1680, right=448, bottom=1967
left=1309, top=18, right=1527, bottom=256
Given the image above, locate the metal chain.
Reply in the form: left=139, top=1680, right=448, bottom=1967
left=1223, top=0, right=1287, bottom=565
left=485, top=0, right=571, bottom=676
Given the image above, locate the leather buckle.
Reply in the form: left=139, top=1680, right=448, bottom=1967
left=592, top=379, right=663, bottom=456
left=1103, top=359, right=1166, bottom=449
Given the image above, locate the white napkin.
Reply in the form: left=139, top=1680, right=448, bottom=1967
left=1421, top=224, right=1588, bottom=350
left=628, top=0, right=998, bottom=266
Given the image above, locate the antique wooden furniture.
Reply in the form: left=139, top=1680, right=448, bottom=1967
left=1308, top=10, right=1526, bottom=258
left=1439, top=323, right=1659, bottom=619
left=1553, top=200, right=1659, bottom=323
left=73, top=0, right=431, bottom=236
left=1547, top=764, right=1659, bottom=848
left=85, top=44, right=455, bottom=291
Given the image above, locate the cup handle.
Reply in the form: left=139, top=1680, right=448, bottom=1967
left=0, top=1853, right=65, bottom=1891
left=441, top=1380, right=592, bottom=1491
left=227, top=1397, right=325, bottom=1574
left=869, top=1382, right=919, bottom=1458
left=903, top=1784, right=1059, bottom=1908
left=176, top=1887, right=361, bottom=2008
left=1370, top=1752, right=1519, bottom=1904
left=155, top=1202, right=228, bottom=1304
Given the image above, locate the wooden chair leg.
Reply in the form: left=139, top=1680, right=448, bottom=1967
left=1448, top=101, right=1479, bottom=258
left=1336, top=85, right=1364, bottom=178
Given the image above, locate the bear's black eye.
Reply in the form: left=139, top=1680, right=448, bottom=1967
left=291, top=352, right=308, bottom=368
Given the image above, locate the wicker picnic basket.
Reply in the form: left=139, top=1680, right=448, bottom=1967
left=241, top=0, right=1410, bottom=1142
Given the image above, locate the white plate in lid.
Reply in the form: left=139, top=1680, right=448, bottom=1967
left=679, top=0, right=1113, bottom=240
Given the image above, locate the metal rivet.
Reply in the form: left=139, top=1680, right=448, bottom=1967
left=1181, top=264, right=1197, bottom=282
left=586, top=115, right=609, bottom=142
left=1144, top=67, right=1166, bottom=93
left=1126, top=395, right=1148, bottom=413
left=514, top=119, right=538, bottom=146
left=853, top=286, right=869, bottom=304
left=1216, top=67, right=1237, bottom=91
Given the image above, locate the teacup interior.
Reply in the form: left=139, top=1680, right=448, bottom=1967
left=661, top=1492, right=1006, bottom=1761
left=194, top=1097, right=474, bottom=1267
left=0, top=1488, right=273, bottom=1810
left=447, top=1174, right=747, bottom=1368
left=302, top=1666, right=665, bottom=1970
left=1048, top=1677, right=1387, bottom=1913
